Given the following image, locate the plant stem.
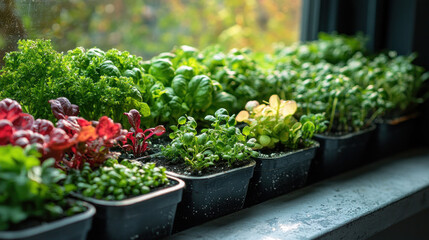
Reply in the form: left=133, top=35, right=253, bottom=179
left=328, top=97, right=338, bottom=133
left=366, top=108, right=383, bottom=127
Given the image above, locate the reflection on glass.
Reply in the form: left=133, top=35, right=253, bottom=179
left=0, top=0, right=300, bottom=66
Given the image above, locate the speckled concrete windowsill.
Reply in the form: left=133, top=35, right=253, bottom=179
left=171, top=148, right=429, bottom=240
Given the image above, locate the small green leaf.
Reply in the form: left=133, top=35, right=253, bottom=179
left=178, top=116, right=187, bottom=125
left=242, top=126, right=251, bottom=136
left=214, top=108, right=228, bottom=118
left=183, top=132, right=195, bottom=145
left=259, top=135, right=271, bottom=147
left=204, top=115, right=216, bottom=122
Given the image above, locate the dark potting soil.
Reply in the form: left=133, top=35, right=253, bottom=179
left=257, top=142, right=317, bottom=158
left=149, top=155, right=252, bottom=177
left=111, top=135, right=171, bottom=160
left=150, top=135, right=171, bottom=153
left=7, top=218, right=53, bottom=231
left=320, top=124, right=374, bottom=137
left=6, top=201, right=86, bottom=231
left=74, top=179, right=178, bottom=202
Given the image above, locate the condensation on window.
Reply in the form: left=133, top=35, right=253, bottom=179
left=0, top=0, right=301, bottom=66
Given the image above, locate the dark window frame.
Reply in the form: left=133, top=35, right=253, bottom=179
left=300, top=0, right=429, bottom=68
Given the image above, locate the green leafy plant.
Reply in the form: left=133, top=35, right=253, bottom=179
left=236, top=95, right=327, bottom=149
left=0, top=40, right=151, bottom=126
left=63, top=47, right=151, bottom=125
left=161, top=108, right=258, bottom=174
left=342, top=51, right=429, bottom=118
left=145, top=49, right=236, bottom=125
left=273, top=32, right=366, bottom=66
left=0, top=145, right=85, bottom=231
left=65, top=159, right=169, bottom=201
left=271, top=34, right=428, bottom=123
left=207, top=48, right=268, bottom=112
left=161, top=74, right=218, bottom=121
left=294, top=74, right=385, bottom=134
left=0, top=39, right=70, bottom=120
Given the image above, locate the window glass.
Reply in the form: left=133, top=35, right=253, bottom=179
left=1, top=0, right=300, bottom=64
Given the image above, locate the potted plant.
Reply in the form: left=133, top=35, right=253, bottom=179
left=0, top=39, right=152, bottom=127
left=344, top=52, right=429, bottom=158
left=236, top=95, right=327, bottom=204
left=65, top=159, right=185, bottom=240
left=142, top=49, right=237, bottom=126
left=0, top=145, right=95, bottom=240
left=0, top=97, right=100, bottom=170
left=291, top=73, right=384, bottom=180
left=118, top=109, right=166, bottom=158
left=156, top=108, right=257, bottom=231
left=46, top=97, right=185, bottom=239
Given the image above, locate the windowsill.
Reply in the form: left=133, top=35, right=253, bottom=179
left=171, top=147, right=429, bottom=240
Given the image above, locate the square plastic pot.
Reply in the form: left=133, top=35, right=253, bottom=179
left=370, top=114, right=419, bottom=159
left=309, top=125, right=376, bottom=182
left=245, top=143, right=319, bottom=206
left=422, top=101, right=429, bottom=145
left=168, top=160, right=256, bottom=232
left=0, top=201, right=95, bottom=240
left=74, top=176, right=185, bottom=240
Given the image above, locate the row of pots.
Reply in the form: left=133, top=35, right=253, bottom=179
left=170, top=115, right=419, bottom=231
left=0, top=116, right=418, bottom=240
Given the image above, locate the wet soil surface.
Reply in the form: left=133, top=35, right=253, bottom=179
left=149, top=155, right=252, bottom=177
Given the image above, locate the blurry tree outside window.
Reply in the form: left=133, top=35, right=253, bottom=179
left=0, top=0, right=301, bottom=66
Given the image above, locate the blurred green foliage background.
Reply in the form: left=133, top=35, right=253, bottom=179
left=1, top=0, right=300, bottom=63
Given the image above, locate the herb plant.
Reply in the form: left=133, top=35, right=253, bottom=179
left=342, top=52, right=429, bottom=118
left=120, top=109, right=166, bottom=158
left=0, top=40, right=150, bottom=126
left=160, top=74, right=219, bottom=122
left=273, top=32, right=366, bottom=65
left=294, top=74, right=385, bottom=133
left=0, top=97, right=127, bottom=170
left=0, top=39, right=70, bottom=120
left=48, top=97, right=127, bottom=170
left=0, top=145, right=85, bottom=231
left=236, top=95, right=327, bottom=149
left=65, top=159, right=169, bottom=201
left=0, top=98, right=79, bottom=168
left=161, top=108, right=258, bottom=174
left=207, top=48, right=268, bottom=112
left=145, top=50, right=236, bottom=125
left=59, top=46, right=152, bottom=125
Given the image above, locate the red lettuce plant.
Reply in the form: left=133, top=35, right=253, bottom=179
left=0, top=97, right=126, bottom=170
left=48, top=97, right=79, bottom=119
left=0, top=98, right=78, bottom=169
left=121, top=109, right=166, bottom=158
left=49, top=97, right=127, bottom=169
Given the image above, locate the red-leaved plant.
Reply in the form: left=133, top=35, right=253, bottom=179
left=0, top=97, right=127, bottom=170
left=49, top=97, right=127, bottom=169
left=0, top=98, right=80, bottom=169
left=121, top=109, right=166, bottom=158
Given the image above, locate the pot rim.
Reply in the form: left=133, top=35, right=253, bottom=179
left=255, top=141, right=320, bottom=160
left=315, top=124, right=376, bottom=140
left=376, top=112, right=420, bottom=125
left=71, top=176, right=185, bottom=207
left=0, top=201, right=95, bottom=239
left=166, top=160, right=256, bottom=180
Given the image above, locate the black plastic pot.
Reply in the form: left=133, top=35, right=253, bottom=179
left=245, top=143, right=319, bottom=206
left=168, top=161, right=256, bottom=232
left=371, top=114, right=419, bottom=159
left=0, top=201, right=95, bottom=240
left=420, top=101, right=429, bottom=145
left=75, top=176, right=185, bottom=240
left=309, top=125, right=376, bottom=182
